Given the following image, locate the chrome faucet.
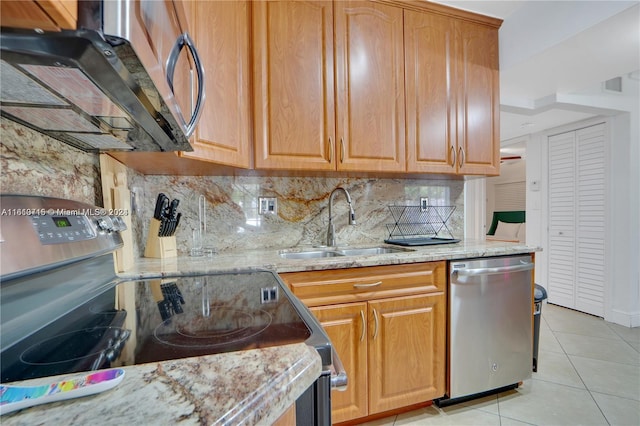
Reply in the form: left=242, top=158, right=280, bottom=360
left=326, top=187, right=356, bottom=247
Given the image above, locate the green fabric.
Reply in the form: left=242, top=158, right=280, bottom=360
left=487, top=211, right=526, bottom=235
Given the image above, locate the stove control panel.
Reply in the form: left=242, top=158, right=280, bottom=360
left=1, top=195, right=126, bottom=281
left=31, top=214, right=96, bottom=244
left=30, top=213, right=127, bottom=245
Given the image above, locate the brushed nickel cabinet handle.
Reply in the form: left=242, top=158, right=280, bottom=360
left=458, top=147, right=465, bottom=168
left=340, top=138, right=345, bottom=163
left=353, top=281, right=382, bottom=288
left=373, top=308, right=379, bottom=340
left=328, top=137, right=333, bottom=162
left=359, top=310, right=366, bottom=342
left=450, top=145, right=456, bottom=168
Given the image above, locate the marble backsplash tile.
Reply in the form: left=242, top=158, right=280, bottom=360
left=130, top=174, right=464, bottom=257
left=0, top=118, right=464, bottom=258
left=0, top=118, right=101, bottom=205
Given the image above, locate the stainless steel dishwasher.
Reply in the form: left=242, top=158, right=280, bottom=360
left=440, top=255, right=534, bottom=406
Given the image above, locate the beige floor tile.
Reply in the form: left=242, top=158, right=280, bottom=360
left=555, top=331, right=640, bottom=365
left=591, top=392, right=640, bottom=426
left=499, top=416, right=536, bottom=425
left=456, top=393, right=499, bottom=415
left=533, top=349, right=585, bottom=388
left=497, top=379, right=608, bottom=425
left=629, top=340, right=640, bottom=352
left=607, top=322, right=640, bottom=343
left=538, top=320, right=563, bottom=353
left=394, top=404, right=501, bottom=425
left=570, top=355, right=640, bottom=401
left=543, top=304, right=616, bottom=339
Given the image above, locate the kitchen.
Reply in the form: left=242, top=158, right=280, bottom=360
left=1, top=0, right=638, bottom=425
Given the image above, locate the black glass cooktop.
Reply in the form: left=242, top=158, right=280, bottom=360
left=1, top=271, right=318, bottom=384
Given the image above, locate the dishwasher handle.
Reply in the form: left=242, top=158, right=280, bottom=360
left=453, top=261, right=534, bottom=278
left=329, top=347, right=348, bottom=392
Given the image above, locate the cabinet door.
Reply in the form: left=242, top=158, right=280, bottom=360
left=1, top=0, right=76, bottom=31
left=455, top=20, right=500, bottom=175
left=335, top=1, right=405, bottom=172
left=310, top=303, right=368, bottom=423
left=368, top=293, right=445, bottom=414
left=179, top=0, right=251, bottom=168
left=253, top=0, right=335, bottom=170
left=405, top=10, right=456, bottom=174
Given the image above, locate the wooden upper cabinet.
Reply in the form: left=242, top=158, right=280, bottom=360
left=180, top=0, right=252, bottom=168
left=455, top=19, right=500, bottom=175
left=1, top=0, right=77, bottom=31
left=253, top=0, right=335, bottom=170
left=335, top=1, right=406, bottom=172
left=405, top=9, right=500, bottom=175
left=404, top=10, right=455, bottom=173
left=254, top=0, right=405, bottom=173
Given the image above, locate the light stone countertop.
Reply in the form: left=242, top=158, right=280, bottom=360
left=118, top=238, right=541, bottom=280
left=3, top=239, right=538, bottom=425
left=2, top=343, right=321, bottom=426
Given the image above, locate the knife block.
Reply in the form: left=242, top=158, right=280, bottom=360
left=144, top=218, right=177, bottom=258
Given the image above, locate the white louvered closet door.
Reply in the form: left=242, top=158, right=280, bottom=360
left=548, top=131, right=576, bottom=309
left=547, top=123, right=606, bottom=317
left=575, top=125, right=606, bottom=316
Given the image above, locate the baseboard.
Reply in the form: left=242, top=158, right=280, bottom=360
left=607, top=309, right=640, bottom=327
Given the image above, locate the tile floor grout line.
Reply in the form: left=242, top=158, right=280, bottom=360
left=552, top=326, right=613, bottom=426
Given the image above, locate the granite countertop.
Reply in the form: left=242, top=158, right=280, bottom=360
left=119, top=238, right=541, bottom=280
left=4, top=239, right=537, bottom=424
left=2, top=343, right=321, bottom=426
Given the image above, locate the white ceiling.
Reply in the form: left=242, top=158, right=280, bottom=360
left=432, top=0, right=640, bottom=143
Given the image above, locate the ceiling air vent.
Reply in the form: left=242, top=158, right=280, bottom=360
left=604, top=76, right=622, bottom=93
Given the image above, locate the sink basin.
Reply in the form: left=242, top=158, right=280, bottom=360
left=279, top=250, right=344, bottom=260
left=279, top=246, right=413, bottom=259
left=335, top=246, right=412, bottom=256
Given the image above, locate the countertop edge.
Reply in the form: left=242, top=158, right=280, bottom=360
left=118, top=240, right=541, bottom=279
left=2, top=343, right=322, bottom=426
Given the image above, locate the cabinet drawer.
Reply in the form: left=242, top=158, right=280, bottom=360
left=281, top=262, right=445, bottom=307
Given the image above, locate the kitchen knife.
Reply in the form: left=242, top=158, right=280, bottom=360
left=158, top=196, right=170, bottom=237
left=172, top=213, right=182, bottom=236
left=153, top=193, right=168, bottom=221
left=166, top=199, right=180, bottom=236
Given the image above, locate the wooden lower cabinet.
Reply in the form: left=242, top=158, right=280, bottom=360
left=368, top=294, right=444, bottom=414
left=282, top=262, right=446, bottom=423
left=311, top=303, right=368, bottom=422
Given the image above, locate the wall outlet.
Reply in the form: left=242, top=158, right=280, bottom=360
left=420, top=197, right=429, bottom=211
left=258, top=197, right=277, bottom=215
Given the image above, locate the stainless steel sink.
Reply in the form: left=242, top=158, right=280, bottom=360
left=335, top=246, right=411, bottom=256
left=279, top=246, right=413, bottom=259
left=279, top=250, right=345, bottom=260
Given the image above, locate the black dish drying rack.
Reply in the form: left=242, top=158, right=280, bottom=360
left=384, top=205, right=460, bottom=246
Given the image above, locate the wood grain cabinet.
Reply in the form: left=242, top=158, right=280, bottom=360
left=281, top=262, right=446, bottom=423
left=253, top=0, right=405, bottom=172
left=1, top=0, right=76, bottom=31
left=180, top=0, right=252, bottom=168
left=404, top=9, right=500, bottom=175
